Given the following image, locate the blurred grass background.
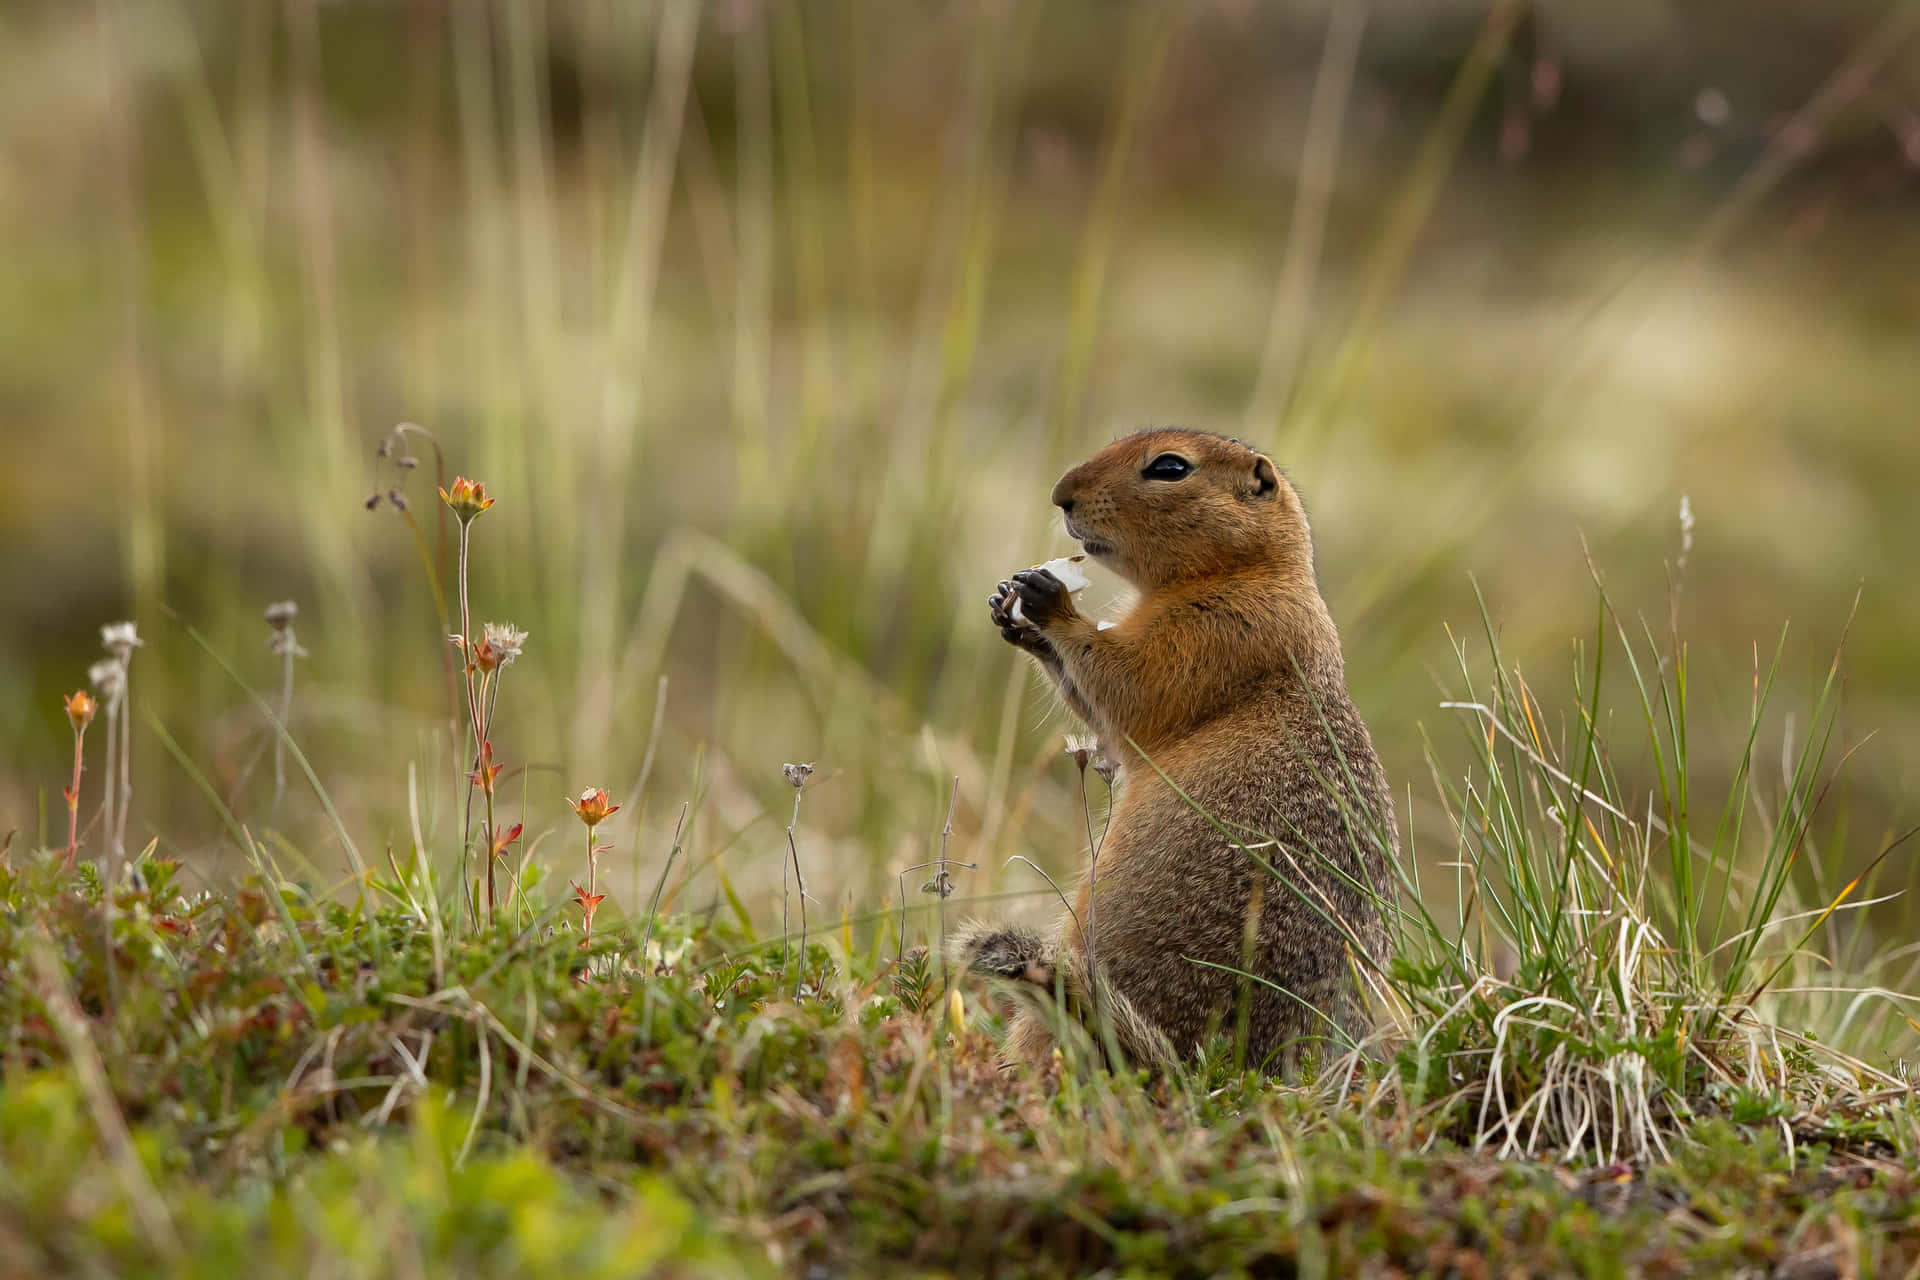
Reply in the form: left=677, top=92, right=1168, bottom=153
left=1, top=0, right=1915, bottom=938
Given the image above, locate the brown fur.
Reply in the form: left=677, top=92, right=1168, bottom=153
left=960, top=428, right=1397, bottom=1075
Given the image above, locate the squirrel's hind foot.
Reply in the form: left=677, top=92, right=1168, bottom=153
left=951, top=920, right=1056, bottom=987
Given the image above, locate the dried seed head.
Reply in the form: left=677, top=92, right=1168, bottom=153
left=267, top=630, right=308, bottom=659
left=781, top=762, right=815, bottom=790
left=365, top=492, right=383, bottom=511
left=100, top=621, right=142, bottom=662
left=1092, top=754, right=1119, bottom=788
left=387, top=488, right=409, bottom=513
left=481, top=622, right=528, bottom=668
left=88, top=659, right=125, bottom=699
left=1063, top=733, right=1096, bottom=772
left=920, top=869, right=955, bottom=899
left=264, top=600, right=306, bottom=656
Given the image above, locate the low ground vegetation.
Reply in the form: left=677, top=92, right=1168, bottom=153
left=2, top=854, right=1915, bottom=1277
left=7, top=520, right=1917, bottom=1275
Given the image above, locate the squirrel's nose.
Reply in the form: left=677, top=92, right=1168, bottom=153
left=1051, top=478, right=1075, bottom=512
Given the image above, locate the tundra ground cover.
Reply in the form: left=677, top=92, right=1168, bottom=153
left=7, top=2, right=1920, bottom=1274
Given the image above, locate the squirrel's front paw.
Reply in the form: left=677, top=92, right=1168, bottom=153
left=989, top=581, right=1053, bottom=655
left=1009, top=568, right=1078, bottom=631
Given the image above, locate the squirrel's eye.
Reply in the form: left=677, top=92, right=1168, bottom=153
left=1143, top=454, right=1191, bottom=481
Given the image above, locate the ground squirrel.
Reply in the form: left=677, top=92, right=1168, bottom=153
left=955, top=428, right=1397, bottom=1076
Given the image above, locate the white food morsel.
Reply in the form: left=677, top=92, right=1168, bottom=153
left=1009, top=555, right=1089, bottom=626
left=1039, top=556, right=1090, bottom=594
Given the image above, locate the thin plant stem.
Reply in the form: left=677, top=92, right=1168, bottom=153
left=1077, top=761, right=1099, bottom=1018
left=269, top=639, right=294, bottom=828
left=453, top=519, right=483, bottom=929
left=482, top=776, right=498, bottom=923
left=482, top=666, right=501, bottom=740
left=478, top=667, right=500, bottom=924
left=64, top=722, right=87, bottom=869
left=640, top=803, right=689, bottom=968
left=399, top=503, right=459, bottom=729
left=896, top=856, right=979, bottom=971
left=100, top=696, right=118, bottom=867
left=786, top=786, right=807, bottom=997
left=381, top=423, right=456, bottom=734
left=455, top=519, right=474, bottom=705
left=583, top=819, right=598, bottom=945
left=114, top=664, right=132, bottom=860
left=896, top=870, right=908, bottom=970
left=936, top=775, right=958, bottom=990
left=1002, top=855, right=1083, bottom=946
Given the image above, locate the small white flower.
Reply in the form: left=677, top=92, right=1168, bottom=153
left=1039, top=555, right=1090, bottom=594
left=88, top=659, right=125, bottom=699
left=265, top=601, right=306, bottom=657
left=100, top=621, right=142, bottom=661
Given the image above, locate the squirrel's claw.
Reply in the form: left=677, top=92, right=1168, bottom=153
left=990, top=581, right=1052, bottom=655
left=987, top=583, right=1015, bottom=629
left=1009, top=568, right=1074, bottom=629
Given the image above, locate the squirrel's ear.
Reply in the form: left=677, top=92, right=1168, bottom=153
left=1250, top=455, right=1281, bottom=499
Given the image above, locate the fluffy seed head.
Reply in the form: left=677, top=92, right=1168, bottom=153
left=100, top=621, right=142, bottom=662
left=88, top=659, right=125, bottom=699
left=481, top=622, right=528, bottom=668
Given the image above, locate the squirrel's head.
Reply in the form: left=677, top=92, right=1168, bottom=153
left=1050, top=428, right=1313, bottom=591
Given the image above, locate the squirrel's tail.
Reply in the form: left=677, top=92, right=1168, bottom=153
left=950, top=921, right=1176, bottom=1072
